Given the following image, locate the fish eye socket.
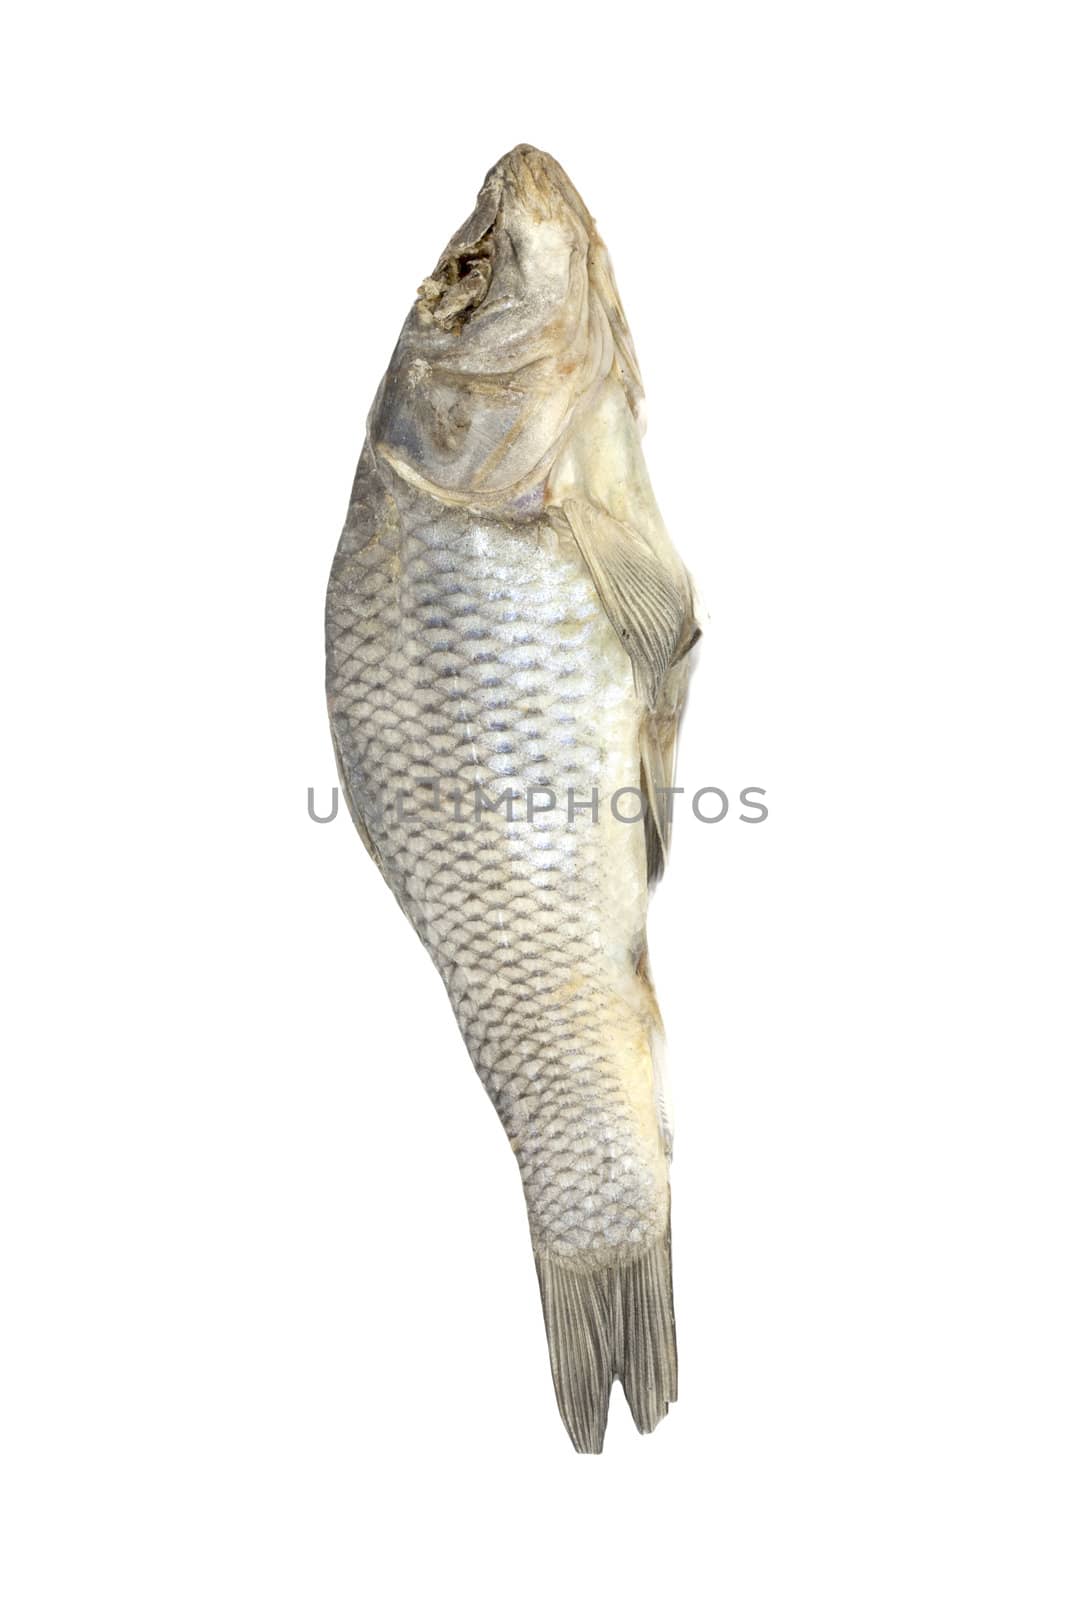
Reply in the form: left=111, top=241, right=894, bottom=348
left=445, top=243, right=493, bottom=286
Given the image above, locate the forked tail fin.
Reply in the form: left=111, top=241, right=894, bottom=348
left=534, top=1233, right=677, bottom=1453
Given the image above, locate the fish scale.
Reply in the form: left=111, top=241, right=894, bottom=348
left=327, top=469, right=667, bottom=1260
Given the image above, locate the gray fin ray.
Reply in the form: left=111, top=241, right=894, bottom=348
left=639, top=641, right=699, bottom=883
left=535, top=1234, right=677, bottom=1453
left=558, top=497, right=692, bottom=704
left=555, top=497, right=698, bottom=883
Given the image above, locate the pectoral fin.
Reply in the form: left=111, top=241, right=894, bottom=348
left=554, top=497, right=699, bottom=882
left=557, top=498, right=693, bottom=700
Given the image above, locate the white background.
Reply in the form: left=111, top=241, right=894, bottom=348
left=3, top=3, right=1064, bottom=1595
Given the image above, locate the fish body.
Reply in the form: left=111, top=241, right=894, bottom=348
left=326, top=147, right=698, bottom=1450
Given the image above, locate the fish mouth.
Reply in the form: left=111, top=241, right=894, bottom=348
left=418, top=145, right=596, bottom=333
left=487, top=144, right=596, bottom=234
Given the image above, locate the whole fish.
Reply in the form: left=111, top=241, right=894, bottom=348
left=325, top=146, right=699, bottom=1451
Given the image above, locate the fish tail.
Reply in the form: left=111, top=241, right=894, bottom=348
left=534, top=1231, right=677, bottom=1453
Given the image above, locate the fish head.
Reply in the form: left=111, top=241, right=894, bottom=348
left=460, top=145, right=596, bottom=317
left=369, top=146, right=644, bottom=510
